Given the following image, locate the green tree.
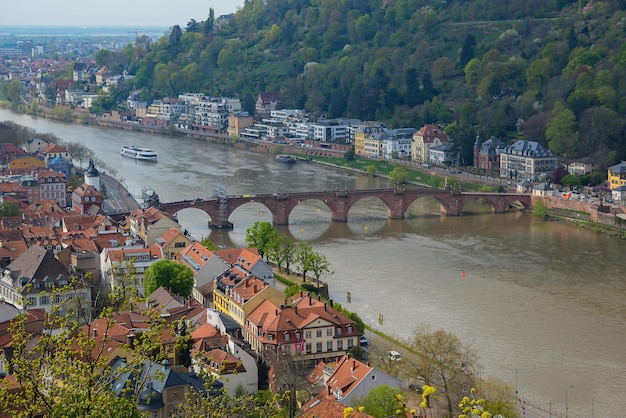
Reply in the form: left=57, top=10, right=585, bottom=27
left=245, top=221, right=277, bottom=260
left=408, top=327, right=477, bottom=418
left=269, top=234, right=298, bottom=275
left=546, top=102, right=579, bottom=157
left=6, top=80, right=24, bottom=108
left=143, top=259, right=194, bottom=297
left=0, top=202, right=19, bottom=217
left=366, top=165, right=378, bottom=176
left=352, top=385, right=403, bottom=418
left=344, top=148, right=355, bottom=161
left=169, top=25, right=183, bottom=48
left=0, top=283, right=166, bottom=418
left=460, top=34, right=476, bottom=67
left=561, top=174, right=582, bottom=189
left=308, top=252, right=332, bottom=290
left=203, top=8, right=215, bottom=34
left=295, top=242, right=314, bottom=281
left=525, top=58, right=552, bottom=90
left=355, top=14, right=376, bottom=40
left=186, top=18, right=200, bottom=32
left=389, top=167, right=408, bottom=186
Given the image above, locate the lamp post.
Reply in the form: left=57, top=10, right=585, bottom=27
left=565, top=385, right=575, bottom=418
left=547, top=401, right=553, bottom=418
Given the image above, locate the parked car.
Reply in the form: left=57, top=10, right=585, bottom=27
left=605, top=197, right=615, bottom=204
left=360, top=335, right=368, bottom=346
left=387, top=350, right=402, bottom=361
left=409, top=383, right=423, bottom=393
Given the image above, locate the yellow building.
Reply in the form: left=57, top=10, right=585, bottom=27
left=411, top=124, right=449, bottom=163
left=227, top=112, right=254, bottom=137
left=354, top=123, right=384, bottom=156
left=8, top=156, right=46, bottom=172
left=608, top=162, right=626, bottom=189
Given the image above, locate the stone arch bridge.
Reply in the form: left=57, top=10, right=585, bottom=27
left=155, top=189, right=531, bottom=229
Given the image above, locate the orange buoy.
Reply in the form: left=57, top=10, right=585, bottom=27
left=461, top=271, right=466, bottom=279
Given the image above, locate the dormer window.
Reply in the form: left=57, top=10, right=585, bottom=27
left=284, top=333, right=290, bottom=341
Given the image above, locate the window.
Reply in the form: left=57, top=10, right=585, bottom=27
left=27, top=296, right=37, bottom=306
left=268, top=334, right=274, bottom=341
left=327, top=340, right=332, bottom=351
left=336, top=326, right=342, bottom=335
left=305, top=330, right=312, bottom=339
left=347, top=338, right=353, bottom=348
left=39, top=295, right=49, bottom=305
left=316, top=330, right=322, bottom=338
left=306, top=343, right=311, bottom=354
left=337, top=340, right=343, bottom=350
left=327, top=328, right=333, bottom=336
left=284, top=333, right=290, bottom=341
left=316, top=342, right=322, bottom=352
left=347, top=325, right=353, bottom=333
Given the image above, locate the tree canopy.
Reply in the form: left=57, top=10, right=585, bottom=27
left=143, top=258, right=194, bottom=297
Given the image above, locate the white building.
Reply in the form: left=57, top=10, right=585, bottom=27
left=192, top=97, right=242, bottom=130
left=499, top=140, right=557, bottom=181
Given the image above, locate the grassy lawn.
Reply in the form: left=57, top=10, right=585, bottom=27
left=300, top=155, right=491, bottom=192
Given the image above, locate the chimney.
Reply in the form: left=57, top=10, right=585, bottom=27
left=329, top=299, right=334, bottom=308
left=308, top=295, right=312, bottom=306
left=352, top=360, right=356, bottom=372
left=127, top=333, right=135, bottom=349
left=295, top=306, right=298, bottom=316
left=324, top=303, right=327, bottom=311
left=93, top=329, right=97, bottom=338
left=253, top=284, right=257, bottom=293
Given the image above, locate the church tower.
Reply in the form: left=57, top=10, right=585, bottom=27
left=84, top=159, right=100, bottom=191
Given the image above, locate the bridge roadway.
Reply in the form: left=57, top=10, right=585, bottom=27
left=155, top=188, right=532, bottom=229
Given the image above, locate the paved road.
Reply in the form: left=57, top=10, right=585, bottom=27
left=100, top=174, right=139, bottom=214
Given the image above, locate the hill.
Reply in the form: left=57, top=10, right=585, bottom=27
left=97, top=0, right=626, bottom=168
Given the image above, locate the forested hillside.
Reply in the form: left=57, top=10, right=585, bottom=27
left=98, top=0, right=626, bottom=168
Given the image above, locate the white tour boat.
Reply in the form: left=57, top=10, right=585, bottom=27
left=120, top=146, right=158, bottom=161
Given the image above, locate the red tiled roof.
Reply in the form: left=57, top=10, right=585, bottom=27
left=299, top=398, right=372, bottom=417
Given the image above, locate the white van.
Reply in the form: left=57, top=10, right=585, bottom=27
left=423, top=164, right=432, bottom=169
left=387, top=350, right=402, bottom=361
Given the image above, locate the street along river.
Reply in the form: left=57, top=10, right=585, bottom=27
left=2, top=109, right=625, bottom=417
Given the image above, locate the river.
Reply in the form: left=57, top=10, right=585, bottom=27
left=1, top=110, right=625, bottom=417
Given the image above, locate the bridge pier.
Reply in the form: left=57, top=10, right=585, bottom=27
left=389, top=197, right=405, bottom=219
left=272, top=204, right=291, bottom=225
left=443, top=198, right=462, bottom=216
left=330, top=198, right=349, bottom=222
